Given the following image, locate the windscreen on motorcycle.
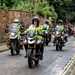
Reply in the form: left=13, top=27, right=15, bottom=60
left=9, top=23, right=18, bottom=33
left=55, top=31, right=61, bottom=37
left=27, top=31, right=35, bottom=38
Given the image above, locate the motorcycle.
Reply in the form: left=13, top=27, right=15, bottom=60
left=64, top=33, right=68, bottom=42
left=24, top=32, right=44, bottom=68
left=53, top=31, right=64, bottom=51
left=43, top=31, right=50, bottom=46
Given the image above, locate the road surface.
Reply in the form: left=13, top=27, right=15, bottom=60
left=0, top=36, right=75, bottom=75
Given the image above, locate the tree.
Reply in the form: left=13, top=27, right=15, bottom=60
left=47, top=0, right=75, bottom=21
left=0, top=0, right=57, bottom=19
left=0, top=0, right=15, bottom=9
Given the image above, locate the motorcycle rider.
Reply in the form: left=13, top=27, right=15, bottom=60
left=55, top=20, right=64, bottom=33
left=24, top=16, right=44, bottom=60
left=24, top=17, right=36, bottom=57
left=43, top=20, right=51, bottom=45
left=8, top=18, right=22, bottom=55
left=43, top=20, right=49, bottom=30
left=53, top=20, right=65, bottom=46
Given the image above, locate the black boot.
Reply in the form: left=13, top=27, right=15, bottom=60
left=40, top=44, right=44, bottom=60
left=24, top=44, right=28, bottom=58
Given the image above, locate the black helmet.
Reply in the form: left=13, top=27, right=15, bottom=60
left=45, top=20, right=49, bottom=24
left=32, top=16, right=40, bottom=25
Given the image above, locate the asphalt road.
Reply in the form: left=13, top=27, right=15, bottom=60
left=0, top=36, right=75, bottom=75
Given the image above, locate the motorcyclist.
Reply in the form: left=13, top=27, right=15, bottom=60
left=43, top=20, right=49, bottom=31
left=24, top=16, right=44, bottom=60
left=8, top=18, right=22, bottom=55
left=53, top=20, right=65, bottom=46
left=23, top=17, right=36, bottom=57
left=55, top=20, right=64, bottom=33
left=57, top=20, right=68, bottom=42
left=9, top=19, right=21, bottom=39
left=43, top=20, right=51, bottom=44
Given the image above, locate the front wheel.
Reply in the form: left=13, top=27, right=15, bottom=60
left=56, top=45, right=59, bottom=51
left=28, top=48, right=34, bottom=68
left=56, top=44, right=62, bottom=51
left=35, top=60, right=39, bottom=66
left=28, top=57, right=33, bottom=68
left=64, top=36, right=68, bottom=42
left=59, top=45, right=62, bottom=51
left=45, top=34, right=49, bottom=46
left=46, top=40, right=48, bottom=46
left=16, top=48, right=20, bottom=55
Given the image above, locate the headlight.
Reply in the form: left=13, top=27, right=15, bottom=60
left=56, top=31, right=59, bottom=35
left=61, top=36, right=63, bottom=39
left=10, top=33, right=15, bottom=36
left=45, top=31, right=48, bottom=34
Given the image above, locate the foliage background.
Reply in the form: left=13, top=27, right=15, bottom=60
left=0, top=0, right=75, bottom=21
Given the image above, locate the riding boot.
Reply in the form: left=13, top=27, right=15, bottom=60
left=16, top=39, right=20, bottom=55
left=24, top=44, right=28, bottom=58
left=40, top=44, right=44, bottom=60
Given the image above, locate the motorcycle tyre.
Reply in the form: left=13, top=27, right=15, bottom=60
left=16, top=49, right=20, bottom=55
left=46, top=41, right=48, bottom=46
left=59, top=45, right=62, bottom=51
left=56, top=45, right=59, bottom=51
left=28, top=56, right=33, bottom=68
left=35, top=60, right=39, bottom=66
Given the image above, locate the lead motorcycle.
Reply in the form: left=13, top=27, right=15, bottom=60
left=8, top=25, right=20, bottom=55
left=24, top=32, right=44, bottom=68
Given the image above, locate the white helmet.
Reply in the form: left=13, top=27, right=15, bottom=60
left=32, top=16, right=39, bottom=20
